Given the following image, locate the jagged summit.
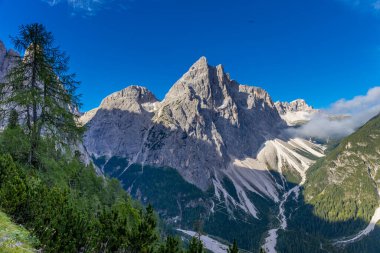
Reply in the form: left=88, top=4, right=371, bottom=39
left=275, top=99, right=316, bottom=126
left=291, top=98, right=307, bottom=103
left=191, top=56, right=208, bottom=68
left=275, top=99, right=313, bottom=114
left=82, top=57, right=287, bottom=199
left=164, top=56, right=237, bottom=109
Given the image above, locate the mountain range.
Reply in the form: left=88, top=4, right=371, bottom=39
left=80, top=56, right=332, bottom=252
left=1, top=38, right=379, bottom=252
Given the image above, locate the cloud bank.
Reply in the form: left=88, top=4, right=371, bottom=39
left=288, top=87, right=380, bottom=140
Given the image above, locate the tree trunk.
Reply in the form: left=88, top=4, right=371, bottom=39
left=29, top=44, right=39, bottom=166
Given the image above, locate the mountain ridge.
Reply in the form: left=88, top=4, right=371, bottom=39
left=275, top=99, right=317, bottom=126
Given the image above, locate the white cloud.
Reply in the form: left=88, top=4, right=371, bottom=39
left=42, top=0, right=125, bottom=15
left=337, top=0, right=380, bottom=12
left=288, top=87, right=380, bottom=140
left=373, top=0, right=380, bottom=10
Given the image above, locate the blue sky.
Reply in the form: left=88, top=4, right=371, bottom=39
left=1, top=0, right=380, bottom=111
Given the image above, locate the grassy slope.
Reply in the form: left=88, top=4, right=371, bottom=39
left=0, top=211, right=38, bottom=253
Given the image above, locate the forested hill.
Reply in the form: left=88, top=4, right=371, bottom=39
left=277, top=114, right=380, bottom=253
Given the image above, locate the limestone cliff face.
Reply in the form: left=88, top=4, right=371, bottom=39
left=82, top=86, right=159, bottom=158
left=0, top=41, right=19, bottom=81
left=0, top=41, right=20, bottom=129
left=140, top=57, right=284, bottom=190
left=82, top=57, right=284, bottom=187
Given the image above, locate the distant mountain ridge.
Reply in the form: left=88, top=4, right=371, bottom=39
left=275, top=99, right=317, bottom=126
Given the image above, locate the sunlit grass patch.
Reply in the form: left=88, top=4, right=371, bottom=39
left=0, top=211, right=38, bottom=253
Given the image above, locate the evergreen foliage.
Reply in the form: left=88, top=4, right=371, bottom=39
left=127, top=204, right=158, bottom=253
left=0, top=23, right=82, bottom=165
left=0, top=144, right=142, bottom=252
left=158, top=236, right=183, bottom=253
left=187, top=236, right=204, bottom=253
left=227, top=239, right=239, bottom=253
left=7, top=109, right=18, bottom=128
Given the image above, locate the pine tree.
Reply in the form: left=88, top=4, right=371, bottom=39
left=99, top=204, right=129, bottom=252
left=187, top=236, right=204, bottom=253
left=227, top=239, right=239, bottom=253
left=7, top=109, right=19, bottom=128
left=0, top=23, right=82, bottom=165
left=128, top=204, right=158, bottom=253
left=260, top=247, right=266, bottom=253
left=0, top=155, right=27, bottom=217
left=158, top=236, right=183, bottom=253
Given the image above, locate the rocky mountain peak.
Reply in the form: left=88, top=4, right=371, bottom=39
left=290, top=99, right=313, bottom=111
left=189, top=56, right=226, bottom=75
left=163, top=56, right=233, bottom=109
left=82, top=57, right=286, bottom=190
left=275, top=99, right=316, bottom=126
left=82, top=85, right=159, bottom=158
left=191, top=56, right=208, bottom=69
left=143, top=58, right=284, bottom=191
left=80, top=86, right=158, bottom=126
left=99, top=85, right=158, bottom=111
left=275, top=99, right=313, bottom=114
